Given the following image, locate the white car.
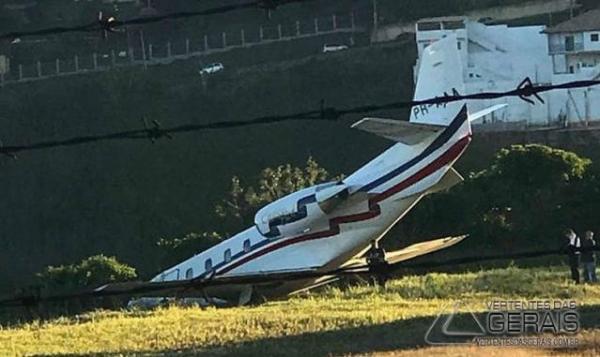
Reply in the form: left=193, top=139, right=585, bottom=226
left=199, top=63, right=224, bottom=75
left=322, top=44, right=348, bottom=53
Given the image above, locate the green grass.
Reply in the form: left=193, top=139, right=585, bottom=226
left=1, top=265, right=600, bottom=356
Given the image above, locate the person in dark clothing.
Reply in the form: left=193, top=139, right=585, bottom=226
left=582, top=231, right=597, bottom=283
left=563, top=229, right=581, bottom=284
left=366, top=240, right=389, bottom=287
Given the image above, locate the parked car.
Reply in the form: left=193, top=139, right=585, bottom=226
left=199, top=63, right=224, bottom=75
left=322, top=44, right=349, bottom=53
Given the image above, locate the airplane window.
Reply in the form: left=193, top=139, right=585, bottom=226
left=205, top=259, right=213, bottom=272
left=185, top=268, right=193, bottom=279
left=243, top=239, right=251, bottom=252
left=224, top=249, right=232, bottom=262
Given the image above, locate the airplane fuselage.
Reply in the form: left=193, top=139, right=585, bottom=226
left=149, top=107, right=471, bottom=302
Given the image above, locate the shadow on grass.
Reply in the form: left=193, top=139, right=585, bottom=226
left=42, top=305, right=600, bottom=357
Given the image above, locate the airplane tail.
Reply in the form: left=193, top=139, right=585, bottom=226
left=409, top=34, right=466, bottom=127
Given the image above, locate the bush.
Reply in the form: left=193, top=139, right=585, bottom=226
left=37, top=255, right=137, bottom=294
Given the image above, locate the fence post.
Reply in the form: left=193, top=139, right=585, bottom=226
left=37, top=61, right=42, bottom=77
left=111, top=50, right=116, bottom=66
left=18, top=64, right=22, bottom=80
left=204, top=35, right=209, bottom=51
left=55, top=58, right=60, bottom=74
left=241, top=29, right=246, bottom=46
left=296, top=21, right=301, bottom=36
left=314, top=18, right=319, bottom=33
left=259, top=26, right=264, bottom=41
left=332, top=14, right=337, bottom=30
left=222, top=32, right=227, bottom=48
left=167, top=42, right=172, bottom=58
left=185, top=39, right=190, bottom=55
left=74, top=55, right=79, bottom=72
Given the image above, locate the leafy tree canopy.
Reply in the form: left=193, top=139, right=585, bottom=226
left=37, top=255, right=137, bottom=293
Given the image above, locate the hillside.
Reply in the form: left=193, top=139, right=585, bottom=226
left=1, top=266, right=599, bottom=356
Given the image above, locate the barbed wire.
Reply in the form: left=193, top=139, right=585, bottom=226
left=0, top=0, right=316, bottom=41
left=1, top=77, right=599, bottom=158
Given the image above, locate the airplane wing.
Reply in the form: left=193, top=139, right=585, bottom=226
left=341, top=235, right=468, bottom=269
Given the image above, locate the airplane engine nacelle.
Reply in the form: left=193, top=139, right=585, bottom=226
left=254, top=182, right=350, bottom=238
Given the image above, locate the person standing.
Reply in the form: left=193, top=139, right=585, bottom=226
left=366, top=240, right=389, bottom=288
left=582, top=231, right=597, bottom=283
left=564, top=229, right=581, bottom=284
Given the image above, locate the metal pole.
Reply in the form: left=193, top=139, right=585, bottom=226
left=93, top=53, right=98, bottom=70
left=55, top=58, right=60, bottom=74
left=185, top=39, right=190, bottom=55
left=372, top=0, right=378, bottom=31
left=332, top=14, right=337, bottom=30
left=222, top=32, right=227, bottom=48
left=167, top=42, right=171, bottom=58
left=148, top=44, right=153, bottom=60
left=241, top=29, right=245, bottom=46
left=204, top=35, right=209, bottom=51
left=351, top=11, right=356, bottom=30
left=296, top=21, right=300, bottom=36
left=140, top=30, right=148, bottom=70
left=278, top=24, right=282, bottom=39
left=37, top=61, right=42, bottom=77
left=18, top=64, right=22, bottom=80
left=0, top=72, right=4, bottom=87
left=570, top=0, right=574, bottom=19
left=74, top=55, right=79, bottom=71
left=314, top=18, right=319, bottom=33
left=259, top=26, right=264, bottom=41
left=111, top=50, right=116, bottom=66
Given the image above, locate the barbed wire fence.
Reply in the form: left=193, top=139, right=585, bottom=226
left=1, top=77, right=598, bottom=158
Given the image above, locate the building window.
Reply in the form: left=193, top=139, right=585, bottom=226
left=592, top=33, right=599, bottom=42
left=205, top=259, right=213, bottom=272
left=185, top=268, right=193, bottom=279
left=224, top=249, right=232, bottom=262
left=243, top=239, right=251, bottom=252
left=457, top=41, right=462, bottom=50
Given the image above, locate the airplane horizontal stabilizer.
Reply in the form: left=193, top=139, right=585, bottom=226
left=468, top=104, right=508, bottom=123
left=427, top=168, right=464, bottom=195
left=351, top=117, right=445, bottom=145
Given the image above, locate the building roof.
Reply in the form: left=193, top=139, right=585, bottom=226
left=417, top=16, right=467, bottom=23
left=544, top=9, right=600, bottom=34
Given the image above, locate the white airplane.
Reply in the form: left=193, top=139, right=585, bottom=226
left=129, top=35, right=506, bottom=306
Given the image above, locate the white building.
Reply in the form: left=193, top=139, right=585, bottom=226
left=414, top=16, right=554, bottom=129
left=543, top=10, right=600, bottom=127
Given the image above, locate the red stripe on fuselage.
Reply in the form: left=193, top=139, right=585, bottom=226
left=217, top=135, right=471, bottom=275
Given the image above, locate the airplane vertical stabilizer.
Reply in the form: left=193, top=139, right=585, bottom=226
left=410, top=34, right=466, bottom=127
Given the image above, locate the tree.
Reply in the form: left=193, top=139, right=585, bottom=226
left=156, top=157, right=337, bottom=267
left=215, top=156, right=336, bottom=232
left=37, top=255, right=137, bottom=294
left=397, top=144, right=593, bottom=255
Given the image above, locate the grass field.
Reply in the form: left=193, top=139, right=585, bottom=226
left=1, top=265, right=600, bottom=356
